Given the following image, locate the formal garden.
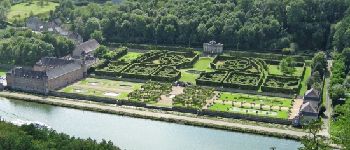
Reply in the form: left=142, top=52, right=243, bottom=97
left=208, top=92, right=292, bottom=119
left=59, top=78, right=143, bottom=100
left=95, top=50, right=199, bottom=82
left=173, top=86, right=215, bottom=109
left=128, top=81, right=172, bottom=103
left=196, top=55, right=310, bottom=95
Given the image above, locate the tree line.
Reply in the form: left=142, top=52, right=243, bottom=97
left=0, top=121, right=120, bottom=150
left=0, top=28, right=75, bottom=66
left=50, top=0, right=350, bottom=51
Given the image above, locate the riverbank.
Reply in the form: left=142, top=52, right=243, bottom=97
left=0, top=91, right=306, bottom=140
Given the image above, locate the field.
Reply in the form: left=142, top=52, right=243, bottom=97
left=7, top=1, right=59, bottom=22
left=59, top=78, right=143, bottom=100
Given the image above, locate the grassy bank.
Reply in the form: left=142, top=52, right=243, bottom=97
left=0, top=92, right=302, bottom=140
left=7, top=1, right=59, bottom=22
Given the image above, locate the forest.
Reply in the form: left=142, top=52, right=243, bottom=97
left=49, top=0, right=350, bottom=51
left=0, top=121, right=120, bottom=150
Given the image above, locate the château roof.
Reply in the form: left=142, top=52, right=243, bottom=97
left=300, top=101, right=319, bottom=114
left=74, top=39, right=100, bottom=54
left=11, top=67, right=48, bottom=79
left=36, top=57, right=75, bottom=68
left=46, top=63, right=82, bottom=79
left=304, top=88, right=320, bottom=99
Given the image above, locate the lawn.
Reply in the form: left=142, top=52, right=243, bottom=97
left=0, top=68, right=7, bottom=77
left=179, top=69, right=200, bottom=84
left=268, top=65, right=304, bottom=76
left=193, top=57, right=214, bottom=71
left=219, top=92, right=292, bottom=108
left=7, top=1, right=59, bottom=22
left=178, top=57, right=214, bottom=84
left=209, top=103, right=289, bottom=119
left=299, top=67, right=312, bottom=95
left=118, top=52, right=142, bottom=62
left=59, top=78, right=143, bottom=100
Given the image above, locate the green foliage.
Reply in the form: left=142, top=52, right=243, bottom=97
left=50, top=0, right=350, bottom=50
left=0, top=121, right=120, bottom=150
left=174, top=86, right=214, bottom=109
left=0, top=29, right=74, bottom=65
left=279, top=57, right=296, bottom=75
left=0, top=0, right=11, bottom=28
left=311, top=52, right=327, bottom=77
left=329, top=84, right=346, bottom=101
left=331, top=99, right=350, bottom=149
left=128, top=81, right=172, bottom=103
left=299, top=119, right=330, bottom=150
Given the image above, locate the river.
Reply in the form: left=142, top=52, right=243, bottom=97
left=0, top=97, right=301, bottom=150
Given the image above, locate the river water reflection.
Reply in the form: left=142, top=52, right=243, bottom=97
left=0, top=97, right=300, bottom=150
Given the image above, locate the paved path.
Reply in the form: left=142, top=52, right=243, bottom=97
left=0, top=91, right=307, bottom=139
left=319, top=60, right=333, bottom=138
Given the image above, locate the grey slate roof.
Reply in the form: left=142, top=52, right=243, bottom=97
left=46, top=63, right=82, bottom=79
left=36, top=57, right=75, bottom=68
left=75, top=39, right=100, bottom=54
left=304, top=88, right=320, bottom=101
left=300, top=101, right=319, bottom=114
left=11, top=67, right=47, bottom=79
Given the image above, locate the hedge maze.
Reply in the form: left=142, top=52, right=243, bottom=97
left=95, top=50, right=199, bottom=82
left=197, top=55, right=306, bottom=95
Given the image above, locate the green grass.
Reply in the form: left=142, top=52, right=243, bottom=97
left=209, top=103, right=289, bottom=119
left=0, top=68, right=7, bottom=77
left=7, top=1, right=59, bottom=22
left=299, top=67, right=312, bottom=96
left=178, top=57, right=214, bottom=84
left=219, top=92, right=292, bottom=108
left=118, top=52, right=142, bottom=62
left=268, top=65, right=304, bottom=76
left=59, top=78, right=143, bottom=100
left=322, top=78, right=328, bottom=107
left=193, top=57, right=214, bottom=71
left=179, top=69, right=199, bottom=84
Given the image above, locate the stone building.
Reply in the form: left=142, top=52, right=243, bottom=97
left=6, top=56, right=93, bottom=94
left=72, top=39, right=100, bottom=58
left=299, top=88, right=321, bottom=125
left=203, top=40, right=223, bottom=54
left=26, top=17, right=83, bottom=44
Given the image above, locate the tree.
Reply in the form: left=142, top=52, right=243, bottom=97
left=331, top=99, right=350, bottom=149
left=84, top=17, right=101, bottom=40
left=329, top=84, right=346, bottom=102
left=280, top=56, right=296, bottom=75
left=307, top=71, right=322, bottom=90
left=94, top=45, right=109, bottom=59
left=311, top=52, right=327, bottom=76
left=341, top=47, right=350, bottom=67
left=90, top=30, right=104, bottom=43
left=299, top=119, right=330, bottom=150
